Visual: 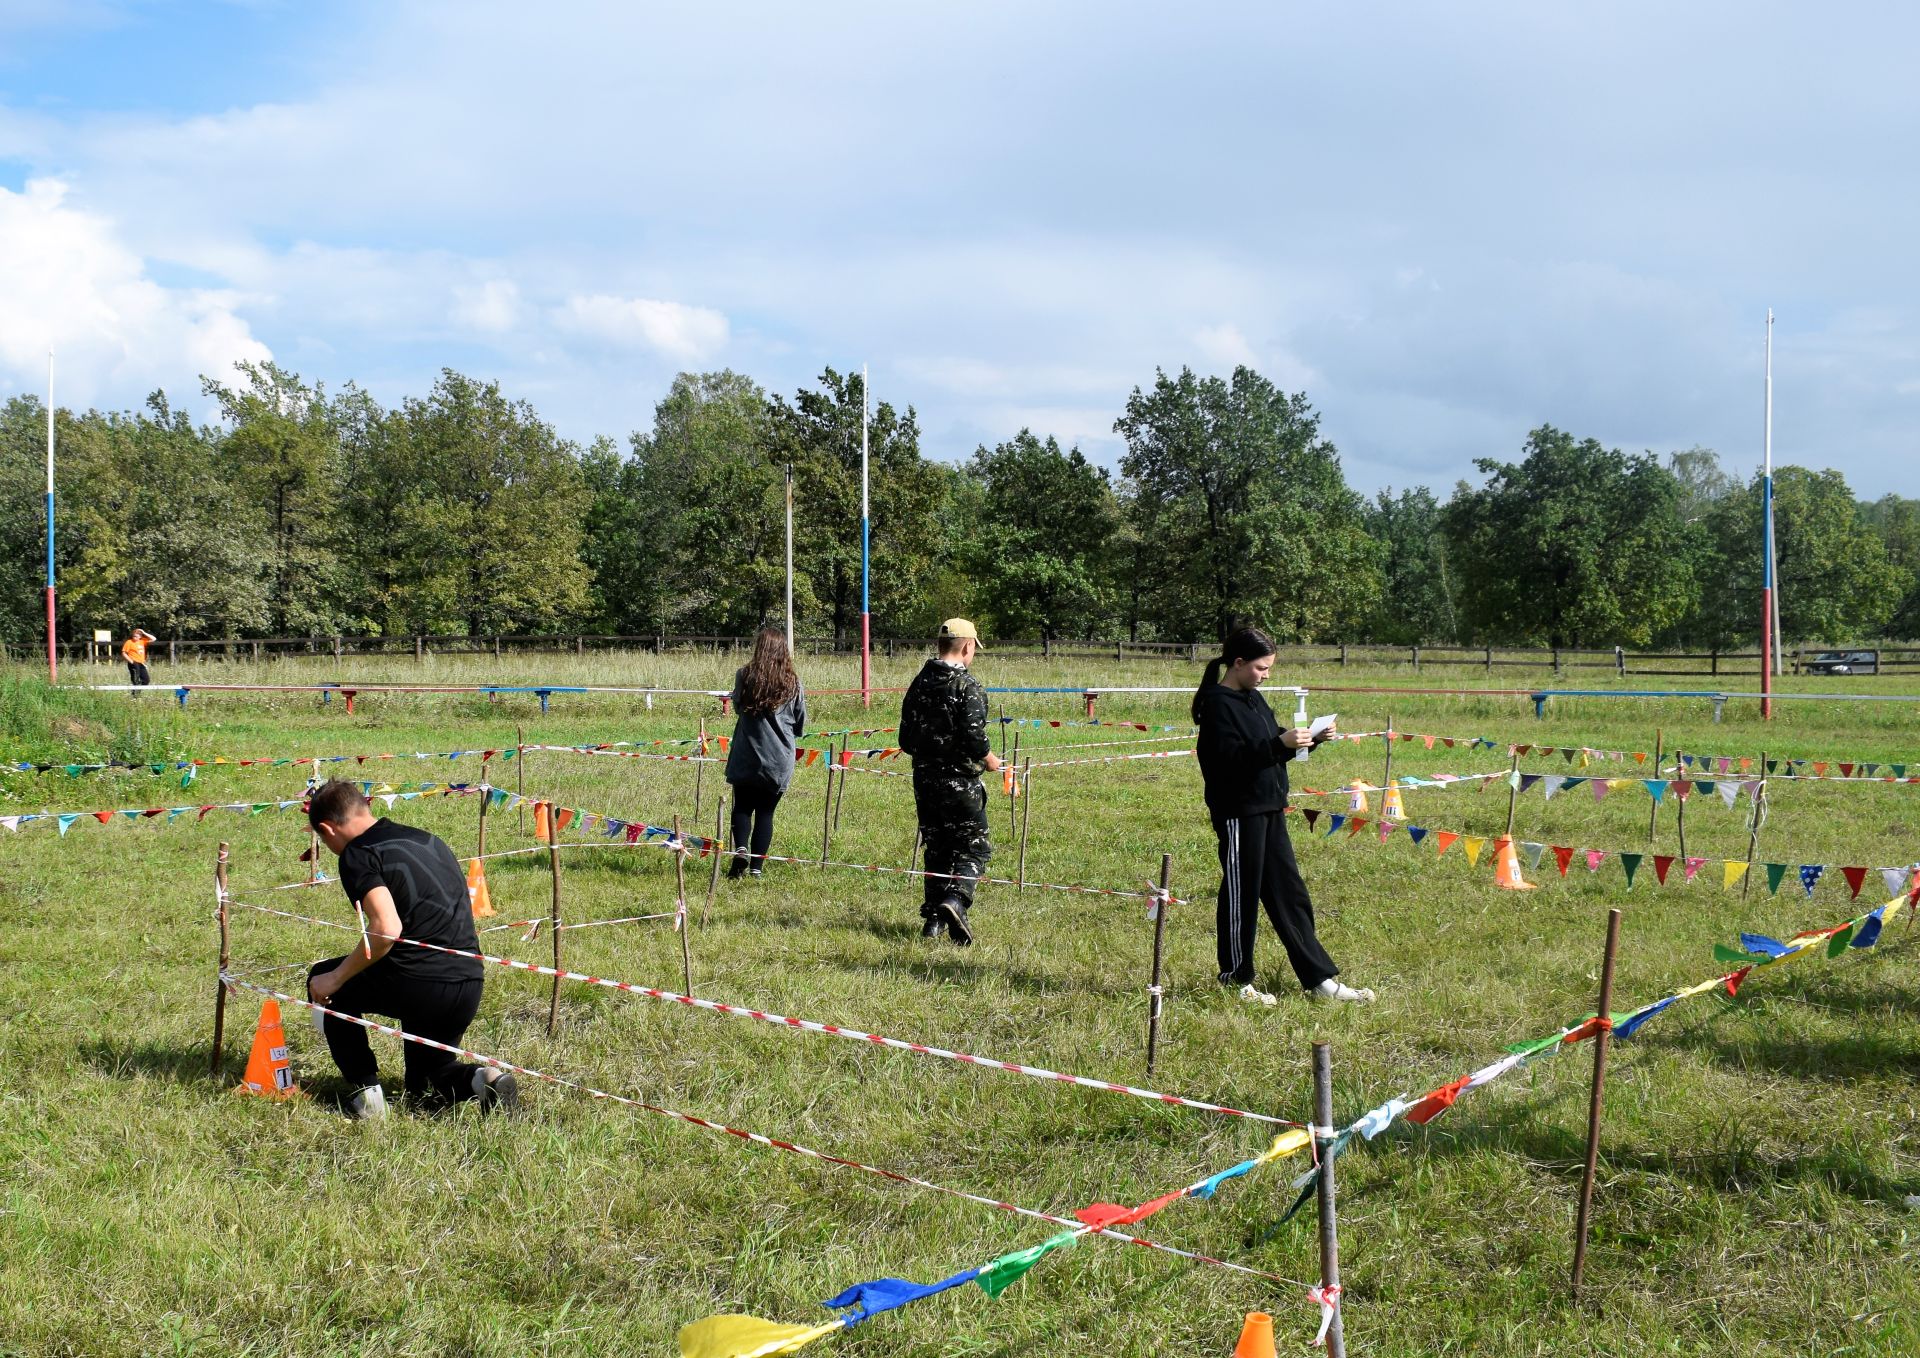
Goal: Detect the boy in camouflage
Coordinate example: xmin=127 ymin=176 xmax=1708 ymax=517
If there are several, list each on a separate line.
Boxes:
xmin=897 ymin=619 xmax=1002 ymax=945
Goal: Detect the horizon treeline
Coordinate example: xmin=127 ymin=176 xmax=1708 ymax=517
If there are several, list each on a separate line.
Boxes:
xmin=1 ymin=361 xmax=1914 ymax=651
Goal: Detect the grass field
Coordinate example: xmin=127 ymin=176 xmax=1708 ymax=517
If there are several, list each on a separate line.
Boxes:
xmin=2 ymin=654 xmax=1917 ymax=1357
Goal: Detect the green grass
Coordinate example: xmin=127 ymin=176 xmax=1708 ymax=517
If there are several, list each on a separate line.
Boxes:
xmin=2 ymin=657 xmax=1918 ymax=1356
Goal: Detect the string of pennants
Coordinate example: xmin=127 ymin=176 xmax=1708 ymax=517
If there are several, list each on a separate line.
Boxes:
xmin=2 ymin=746 xmax=524 ymax=789
xmin=1281 ymin=885 xmax=1920 ymax=1230
xmin=1 ymin=780 xmax=490 ymax=835
xmin=1292 ymin=804 xmax=1920 ymax=901
xmin=1675 ymin=752 xmax=1920 ymax=783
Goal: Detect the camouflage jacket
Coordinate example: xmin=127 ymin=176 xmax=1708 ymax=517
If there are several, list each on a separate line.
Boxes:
xmin=898 ymin=658 xmax=991 ymax=775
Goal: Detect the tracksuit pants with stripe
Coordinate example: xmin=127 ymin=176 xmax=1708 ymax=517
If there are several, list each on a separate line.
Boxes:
xmin=1213 ymin=811 xmax=1338 ymax=991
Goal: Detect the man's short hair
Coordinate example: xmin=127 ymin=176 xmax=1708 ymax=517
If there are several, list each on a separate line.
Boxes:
xmin=936 ymin=635 xmax=971 ymax=657
xmin=308 ymin=778 xmax=371 ymax=829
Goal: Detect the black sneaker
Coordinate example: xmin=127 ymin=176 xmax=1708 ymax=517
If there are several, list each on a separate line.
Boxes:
xmin=727 ymin=858 xmax=749 ymax=881
xmin=932 ymin=896 xmax=972 ymax=947
xmin=920 ymin=917 xmax=946 ymax=939
xmin=473 ymin=1067 xmax=519 ymax=1112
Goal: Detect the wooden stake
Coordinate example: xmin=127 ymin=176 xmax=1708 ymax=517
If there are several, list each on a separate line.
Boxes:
xmin=211 ymin=842 xmax=231 ymax=1078
xmin=1570 ymin=908 xmax=1623 ymax=1303
xmin=1503 ymin=750 xmax=1521 ymax=840
xmin=1144 ymin=854 xmax=1172 ymax=1075
xmin=673 ymin=814 xmax=693 ymax=997
xmin=1382 ymin=713 xmax=1395 ymax=797
xmin=1015 ymin=757 xmax=1034 ymax=891
xmin=307 ymin=755 xmax=321 ymax=882
xmin=516 ymin=722 xmax=527 ymax=834
xmin=1743 ymin=751 xmax=1767 ymax=900
xmin=1646 ymin=728 xmax=1663 ymax=845
xmin=832 ymin=735 xmax=849 ymax=832
xmin=700 ymin=796 xmax=725 ymax=929
xmin=1008 ymin=730 xmax=1021 ymax=842
xmin=906 ymin=826 xmax=922 ymax=875
xmin=546 ymin=823 xmax=563 ymax=1037
xmin=1313 ymin=1039 xmax=1347 ymax=1358
xmin=476 ymin=773 xmax=490 ymax=859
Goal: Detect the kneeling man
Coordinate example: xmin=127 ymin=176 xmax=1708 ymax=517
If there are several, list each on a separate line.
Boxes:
xmin=306 ymin=779 xmax=516 ymax=1119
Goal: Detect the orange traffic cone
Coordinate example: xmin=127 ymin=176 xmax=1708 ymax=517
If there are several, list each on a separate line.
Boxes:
xmin=1493 ymin=836 xmax=1539 ymax=891
xmin=466 ymin=858 xmax=495 ymax=917
xmin=234 ymin=999 xmax=301 ymax=1098
xmin=1233 ymin=1310 xmax=1277 ymax=1358
xmin=1382 ymin=781 xmax=1407 ymax=821
xmin=533 ymin=800 xmax=551 ymax=843
xmin=1346 ymin=780 xmax=1370 ymax=813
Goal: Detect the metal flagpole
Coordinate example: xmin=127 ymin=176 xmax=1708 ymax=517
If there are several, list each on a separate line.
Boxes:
xmin=860 ymin=364 xmax=871 ymax=710
xmin=45 ymin=349 xmax=57 ymax=685
xmin=785 ymin=463 xmax=795 ymax=654
xmin=1760 ymin=311 xmax=1774 ymax=719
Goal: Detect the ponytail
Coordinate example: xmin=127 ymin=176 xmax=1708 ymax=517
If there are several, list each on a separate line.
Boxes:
xmin=1191 ymin=626 xmax=1277 ymax=724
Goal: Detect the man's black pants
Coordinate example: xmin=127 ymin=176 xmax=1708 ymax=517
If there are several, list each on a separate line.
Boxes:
xmin=126 ymin=662 xmax=150 ymax=686
xmin=1212 ymin=811 xmax=1338 ymax=990
xmin=913 ymin=770 xmax=992 ymax=915
xmin=308 ymin=956 xmax=485 ymax=1102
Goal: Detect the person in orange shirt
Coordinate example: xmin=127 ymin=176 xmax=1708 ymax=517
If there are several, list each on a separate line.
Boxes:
xmin=120 ymin=629 xmax=155 ymax=687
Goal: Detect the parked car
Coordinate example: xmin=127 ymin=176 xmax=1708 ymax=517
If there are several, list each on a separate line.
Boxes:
xmin=1805 ymin=649 xmax=1878 ymax=675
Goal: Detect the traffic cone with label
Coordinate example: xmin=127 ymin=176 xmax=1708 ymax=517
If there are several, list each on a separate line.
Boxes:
xmin=533 ymin=800 xmax=551 ymax=843
xmin=1382 ymin=780 xmax=1407 ymax=821
xmin=1345 ymin=780 xmax=1369 ymax=813
xmin=1493 ymin=836 xmax=1539 ymax=890
xmin=466 ymin=858 xmax=495 ymax=917
xmin=1232 ymin=1310 xmax=1277 ymax=1358
xmin=234 ymin=999 xmax=301 ymax=1098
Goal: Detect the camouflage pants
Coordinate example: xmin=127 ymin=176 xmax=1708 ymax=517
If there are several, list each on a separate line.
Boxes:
xmin=914 ymin=771 xmax=992 ymax=913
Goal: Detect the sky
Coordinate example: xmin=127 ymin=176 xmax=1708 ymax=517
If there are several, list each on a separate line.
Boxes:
xmin=0 ymin=1 xmax=1915 ymax=499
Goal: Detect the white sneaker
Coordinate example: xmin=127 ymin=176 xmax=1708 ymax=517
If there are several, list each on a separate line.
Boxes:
xmin=1312 ymin=979 xmax=1377 ymax=1003
xmin=345 ymin=1084 xmax=388 ymax=1120
xmin=1235 ymin=983 xmax=1278 ymax=1007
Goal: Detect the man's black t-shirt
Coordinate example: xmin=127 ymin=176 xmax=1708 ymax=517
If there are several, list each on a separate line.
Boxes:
xmin=338 ymin=819 xmax=483 ymax=984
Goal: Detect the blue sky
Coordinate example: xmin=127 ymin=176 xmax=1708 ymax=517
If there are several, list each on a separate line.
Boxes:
xmin=1 ymin=1 xmax=1915 ymax=499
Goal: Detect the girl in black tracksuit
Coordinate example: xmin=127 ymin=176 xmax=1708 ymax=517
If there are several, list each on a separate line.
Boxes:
xmin=1194 ymin=627 xmax=1374 ymax=1003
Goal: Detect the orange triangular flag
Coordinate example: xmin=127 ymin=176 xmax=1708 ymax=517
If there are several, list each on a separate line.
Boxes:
xmin=1433 ymin=831 xmax=1459 ymax=857
xmin=466 ymin=858 xmax=495 ymax=917
xmin=234 ymin=999 xmax=301 ymax=1099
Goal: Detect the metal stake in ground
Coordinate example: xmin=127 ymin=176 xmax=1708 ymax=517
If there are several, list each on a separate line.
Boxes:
xmin=673 ymin=814 xmax=693 ymax=996
xmin=546 ymin=820 xmax=563 ymax=1037
xmin=695 ymin=715 xmax=707 ymax=820
xmin=1742 ymin=751 xmax=1768 ymax=900
xmin=1674 ymin=747 xmax=1689 ymax=863
xmin=476 ymin=772 xmax=490 ymax=859
xmin=1015 ymin=756 xmax=1034 ymax=892
xmin=1646 ymin=727 xmax=1663 ymax=845
xmin=1503 ymin=749 xmax=1521 ymax=840
xmin=1382 ymin=713 xmax=1395 ymax=800
xmin=1313 ymin=1039 xmax=1347 ymax=1358
xmin=819 ymin=743 xmax=836 ymax=864
xmin=1570 ymin=907 xmax=1624 ymax=1303
xmin=516 ymin=722 xmax=527 ymax=834
xmin=210 ymin=841 xmax=231 ymax=1078
xmin=1144 ymin=853 xmax=1172 ymax=1075
xmin=1008 ymin=730 xmax=1021 ymax=842
xmin=905 ymin=826 xmax=922 ymax=875
xmin=700 ymin=797 xmax=725 ymax=929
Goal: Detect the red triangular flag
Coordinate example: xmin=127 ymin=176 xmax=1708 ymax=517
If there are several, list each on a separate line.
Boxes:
xmin=1841 ymin=866 xmax=1868 ymax=899
xmin=1653 ymin=854 xmax=1675 ymax=884
xmin=1552 ymin=845 xmax=1574 ymax=876
xmin=1725 ymin=966 xmax=1753 ymax=997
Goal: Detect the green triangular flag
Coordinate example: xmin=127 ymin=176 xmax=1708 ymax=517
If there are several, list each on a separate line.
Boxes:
xmin=1713 ymin=943 xmax=1768 ymax=965
xmin=1620 ymin=852 xmax=1642 ymax=888
xmin=1764 ymin=862 xmax=1788 ymax=895
xmin=976 ymin=1228 xmax=1080 ymax=1299
xmin=1826 ymin=925 xmax=1854 ymax=957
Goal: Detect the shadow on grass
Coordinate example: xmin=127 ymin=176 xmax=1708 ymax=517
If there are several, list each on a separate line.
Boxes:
xmin=78 ymin=1036 xmax=357 ymax=1116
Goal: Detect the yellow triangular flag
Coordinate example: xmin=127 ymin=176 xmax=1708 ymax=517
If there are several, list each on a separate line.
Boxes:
xmin=1463 ymin=836 xmax=1486 ymax=867
xmin=1722 ymin=860 xmax=1750 ymax=890
xmin=678 ymin=1315 xmax=843 ymax=1358
xmin=1259 ymin=1127 xmax=1312 ymax=1162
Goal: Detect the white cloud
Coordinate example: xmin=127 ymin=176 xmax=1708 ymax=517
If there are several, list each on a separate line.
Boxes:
xmin=1192 ymin=323 xmax=1259 ymax=372
xmin=0 ymin=178 xmax=270 ymax=404
xmin=554 ymin=294 xmax=729 ymax=361
xmin=452 ymin=278 xmax=522 ymax=334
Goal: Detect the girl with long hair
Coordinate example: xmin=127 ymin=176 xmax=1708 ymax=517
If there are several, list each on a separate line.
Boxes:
xmin=1193 ymin=627 xmax=1375 ymax=1006
xmin=724 ymin=628 xmax=808 ymax=878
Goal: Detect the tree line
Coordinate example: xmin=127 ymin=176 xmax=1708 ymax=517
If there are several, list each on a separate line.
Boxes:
xmin=0 ymin=361 xmax=1913 ymax=651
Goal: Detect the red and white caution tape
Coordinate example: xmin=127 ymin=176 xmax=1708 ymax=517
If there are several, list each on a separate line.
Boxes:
xmin=217 ymin=972 xmax=1307 ymax=1287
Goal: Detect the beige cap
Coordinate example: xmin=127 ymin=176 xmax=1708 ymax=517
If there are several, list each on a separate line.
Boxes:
xmin=936 ymin=618 xmax=983 ymax=650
